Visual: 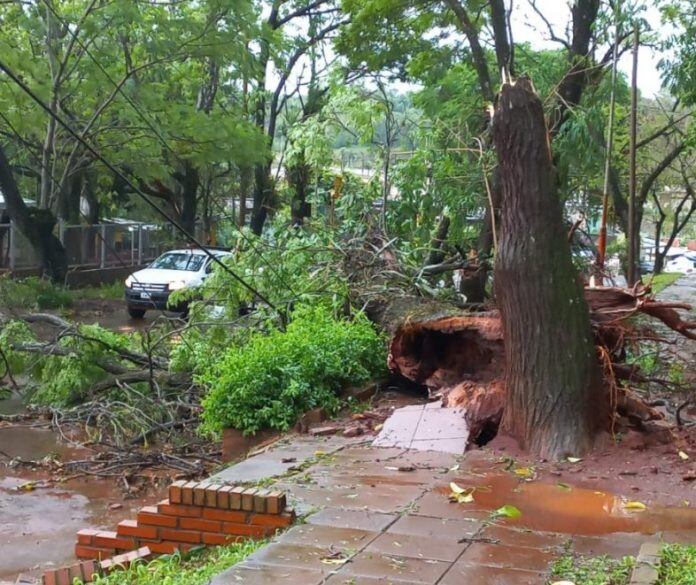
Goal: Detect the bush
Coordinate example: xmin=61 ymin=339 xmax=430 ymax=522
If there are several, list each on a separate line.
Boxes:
xmin=199 ymin=305 xmax=387 ymax=435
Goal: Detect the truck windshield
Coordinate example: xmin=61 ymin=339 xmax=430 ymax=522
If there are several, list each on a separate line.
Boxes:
xmin=150 ymin=253 xmax=205 ymax=272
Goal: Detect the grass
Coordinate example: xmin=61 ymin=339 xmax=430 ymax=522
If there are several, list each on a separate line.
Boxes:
xmin=550 ymin=553 xmax=634 ymax=585
xmin=73 ymin=281 xmax=124 ymax=301
xmin=658 ymin=543 xmax=696 ymax=585
xmin=649 ymin=272 xmax=683 ymax=294
xmin=89 ymin=539 xmax=264 ymax=585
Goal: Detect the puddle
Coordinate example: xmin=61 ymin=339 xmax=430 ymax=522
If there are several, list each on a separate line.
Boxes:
xmin=0 ymin=397 xmax=24 ymax=416
xmin=0 ymin=424 xmax=155 ymax=580
xmin=444 ymin=472 xmax=696 ymax=535
xmin=0 ymin=426 xmax=78 ymax=461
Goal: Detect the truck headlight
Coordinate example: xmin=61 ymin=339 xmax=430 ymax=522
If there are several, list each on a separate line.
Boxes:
xmin=125 ymin=275 xmax=134 ymax=288
xmin=168 ymin=280 xmax=186 ymax=291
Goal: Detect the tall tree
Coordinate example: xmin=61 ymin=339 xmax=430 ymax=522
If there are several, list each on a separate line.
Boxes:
xmin=492 ymin=77 xmax=605 ymax=458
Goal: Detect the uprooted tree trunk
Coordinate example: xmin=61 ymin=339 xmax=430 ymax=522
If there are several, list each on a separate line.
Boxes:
xmin=490 ymin=77 xmax=607 ymax=459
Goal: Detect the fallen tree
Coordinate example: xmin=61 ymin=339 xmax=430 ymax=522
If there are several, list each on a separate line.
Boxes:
xmin=387 ymin=283 xmax=696 ymax=450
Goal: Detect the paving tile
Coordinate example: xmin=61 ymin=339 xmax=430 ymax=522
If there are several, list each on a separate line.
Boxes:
xmin=278 ymin=524 xmax=378 ymax=550
xmin=572 ymin=533 xmax=650 ymax=558
xmin=409 ymin=438 xmax=467 ymax=454
xmin=336 ymin=551 xmax=451 ymax=584
xmin=364 ymin=532 xmax=467 ymax=562
xmin=660 ymin=530 xmax=696 ymax=544
xmin=458 ymin=542 xmax=556 ymax=572
xmin=412 ymin=491 xmax=491 ymax=521
xmin=211 ymin=436 xmax=348 ymax=484
xmin=372 ymin=408 xmax=424 ymax=449
xmin=305 ymin=508 xmax=397 ymax=532
xmin=439 ymin=562 xmax=543 ymax=585
xmin=243 ymin=543 xmax=352 ymax=574
xmin=387 ymin=514 xmax=482 ymax=539
xmin=480 ymin=525 xmax=567 ymax=550
xmin=324 ymin=575 xmax=422 ymax=585
xmin=280 ymin=483 xmax=422 ymax=513
xmin=210 ymin=562 xmax=324 ymax=585
xmin=412 ymin=408 xmax=468 ymax=441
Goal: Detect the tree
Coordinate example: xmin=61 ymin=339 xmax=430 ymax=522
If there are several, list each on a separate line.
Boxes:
xmin=248 ymin=0 xmax=347 ymax=235
xmin=492 ymin=78 xmax=605 ymax=458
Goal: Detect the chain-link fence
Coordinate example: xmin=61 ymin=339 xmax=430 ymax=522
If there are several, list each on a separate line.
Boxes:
xmin=0 ymin=221 xmax=171 ymax=271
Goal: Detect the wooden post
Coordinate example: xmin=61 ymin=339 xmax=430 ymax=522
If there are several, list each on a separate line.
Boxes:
xmin=9 ymin=219 xmax=16 ymax=270
xmin=596 ymin=4 xmax=621 ymax=280
xmin=628 ymin=23 xmax=640 ymax=285
xmin=100 ymin=224 xmax=106 ymax=268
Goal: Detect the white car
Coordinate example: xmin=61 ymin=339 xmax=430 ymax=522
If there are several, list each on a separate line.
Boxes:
xmin=124 ymin=248 xmax=231 ymax=318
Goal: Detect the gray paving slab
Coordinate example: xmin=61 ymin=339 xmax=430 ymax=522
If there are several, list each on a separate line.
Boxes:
xmin=210 ymin=434 xmax=354 ymax=484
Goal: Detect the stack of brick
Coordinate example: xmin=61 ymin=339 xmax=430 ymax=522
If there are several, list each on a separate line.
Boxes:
xmin=42 ymin=547 xmax=152 ymax=585
xmin=75 ymin=481 xmax=293 ymax=562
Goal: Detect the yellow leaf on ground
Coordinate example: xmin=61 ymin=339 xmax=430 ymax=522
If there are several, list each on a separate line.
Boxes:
xmin=450 ymin=482 xmax=465 ymax=494
xmin=623 ymin=501 xmax=647 ymax=511
xmin=679 ymin=451 xmax=689 ymax=461
xmin=513 ymin=467 xmax=534 ymax=478
xmin=566 ymin=457 xmax=582 ymax=464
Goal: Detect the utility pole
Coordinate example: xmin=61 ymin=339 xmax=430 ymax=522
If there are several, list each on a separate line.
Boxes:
xmin=596 ymin=4 xmax=621 ymax=283
xmin=627 ymin=22 xmax=640 ymax=285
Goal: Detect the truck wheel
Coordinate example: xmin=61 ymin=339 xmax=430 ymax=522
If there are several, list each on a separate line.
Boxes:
xmin=128 ymin=307 xmax=146 ymax=319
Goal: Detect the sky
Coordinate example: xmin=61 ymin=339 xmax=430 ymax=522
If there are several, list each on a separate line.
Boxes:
xmin=513 ymin=0 xmax=670 ymax=98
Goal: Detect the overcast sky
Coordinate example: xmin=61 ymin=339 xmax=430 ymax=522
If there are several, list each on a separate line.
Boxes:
xmin=514 ymin=0 xmax=670 ymax=97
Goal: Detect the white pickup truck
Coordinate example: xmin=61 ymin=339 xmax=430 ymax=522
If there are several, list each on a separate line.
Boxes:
xmin=124 ymin=248 xmax=231 ymax=318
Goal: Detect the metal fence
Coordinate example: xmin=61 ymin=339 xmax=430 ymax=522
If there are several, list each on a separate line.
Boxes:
xmin=0 ymin=221 xmax=170 ymax=271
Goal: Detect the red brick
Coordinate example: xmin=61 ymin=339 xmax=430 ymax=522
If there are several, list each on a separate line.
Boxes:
xmin=202 ymin=508 xmax=248 ymax=523
xmin=193 ymin=482 xmax=211 ymax=506
xmin=138 ymin=541 xmax=180 ymax=555
xmin=159 ymin=528 xmax=201 ymax=544
xmin=181 ymin=481 xmax=198 ymax=505
xmin=205 ymin=485 xmax=220 ymax=507
xmin=75 ymin=545 xmax=111 ymax=560
xmin=253 ymin=489 xmax=269 ymax=513
xmin=266 ymin=492 xmax=287 ymax=515
xmin=158 ymin=502 xmax=202 ymax=518
xmin=241 ymin=488 xmax=257 ymax=511
xmin=169 ymin=480 xmax=187 ymax=504
xmin=138 ymin=507 xmax=178 ymax=527
xmin=42 ymin=569 xmax=57 ymax=585
xmin=117 ymin=519 xmax=158 ymax=540
xmin=217 ymin=485 xmax=233 ymax=509
xmin=222 ymin=522 xmax=266 ymax=538
xmin=93 ymin=531 xmax=135 ymax=551
xmin=77 ymin=528 xmax=99 ymax=545
xmin=179 ymin=517 xmax=222 ymax=532
xmin=249 ymin=512 xmax=295 ymax=528
xmin=80 ymin=560 xmax=98 ymax=581
xmin=202 ymin=532 xmax=241 ymax=546
xmin=229 ymin=486 xmax=245 ymax=510
xmin=55 ymin=567 xmax=71 ymax=585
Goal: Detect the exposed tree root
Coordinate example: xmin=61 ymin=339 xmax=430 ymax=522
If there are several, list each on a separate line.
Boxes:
xmin=387 ymin=285 xmax=695 ymax=448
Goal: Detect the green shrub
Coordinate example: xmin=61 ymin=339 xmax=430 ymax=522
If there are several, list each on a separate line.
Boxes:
xmin=0 ymin=276 xmax=73 ymax=310
xmin=199 ymin=304 xmax=387 ymax=435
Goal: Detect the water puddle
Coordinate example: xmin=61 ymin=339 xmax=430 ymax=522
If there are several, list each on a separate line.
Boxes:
xmin=444 ymin=472 xmax=696 ymax=535
xmin=0 ymin=420 xmax=155 ymax=579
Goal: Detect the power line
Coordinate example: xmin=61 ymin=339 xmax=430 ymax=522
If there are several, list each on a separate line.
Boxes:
xmin=0 ymin=58 xmax=277 ymax=311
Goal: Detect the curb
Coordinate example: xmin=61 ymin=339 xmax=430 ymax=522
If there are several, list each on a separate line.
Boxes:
xmin=628 ymin=542 xmax=660 ymax=585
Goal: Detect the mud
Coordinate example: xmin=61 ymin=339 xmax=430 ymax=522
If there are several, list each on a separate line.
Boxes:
xmin=0 ymin=415 xmax=156 ymax=580
xmin=443 ymin=471 xmax=696 ymax=535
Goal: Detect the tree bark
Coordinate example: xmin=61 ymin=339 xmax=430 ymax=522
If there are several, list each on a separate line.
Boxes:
xmin=0 ymin=143 xmax=67 ymax=282
xmin=491 ymin=77 xmax=605 ymax=458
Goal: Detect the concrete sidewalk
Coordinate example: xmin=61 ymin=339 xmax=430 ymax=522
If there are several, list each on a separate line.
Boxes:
xmin=210 ymin=438 xmax=690 ymax=584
